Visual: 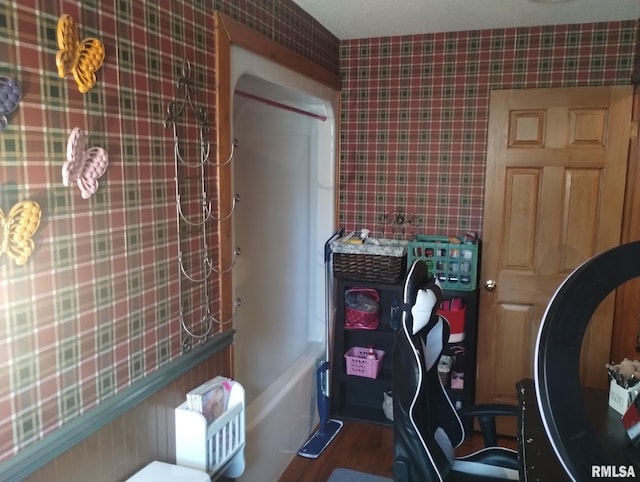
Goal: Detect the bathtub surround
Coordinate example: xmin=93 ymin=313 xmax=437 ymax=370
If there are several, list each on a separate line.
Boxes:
xmin=241 ymin=354 xmax=320 ymax=481
xmin=231 ymin=62 xmax=338 ymax=401
xmin=221 ymin=15 xmax=340 ymax=479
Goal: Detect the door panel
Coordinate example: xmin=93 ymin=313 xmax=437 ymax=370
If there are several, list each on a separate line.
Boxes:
xmin=562 ymin=169 xmax=600 ymax=267
xmin=476 ymin=86 xmax=633 ymax=433
xmin=492 ymin=303 xmax=538 ymax=404
xmin=504 ymin=169 xmax=539 ymax=269
xmin=612 ymin=86 xmax=640 ymax=362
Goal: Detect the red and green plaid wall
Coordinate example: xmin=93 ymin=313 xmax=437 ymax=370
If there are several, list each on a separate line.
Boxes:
xmin=0 ymin=0 xmax=338 ymax=462
xmin=339 ymin=21 xmax=639 ymax=239
xmin=0 ymin=0 xmax=637 ymax=464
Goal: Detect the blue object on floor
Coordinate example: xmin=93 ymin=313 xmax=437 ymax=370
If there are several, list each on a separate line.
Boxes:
xmin=297 ymin=416 xmax=343 ymax=459
xmin=298 ymin=230 xmax=344 ymax=459
xmin=297 ymin=361 xmax=343 ymax=458
xmin=327 ymin=468 xmax=393 ymax=482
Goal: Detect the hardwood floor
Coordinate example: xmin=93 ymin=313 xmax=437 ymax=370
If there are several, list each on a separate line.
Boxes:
xmin=278 ymin=419 xmax=518 ymax=482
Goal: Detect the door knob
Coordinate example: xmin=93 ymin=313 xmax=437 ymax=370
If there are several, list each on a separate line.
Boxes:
xmin=484 ymin=279 xmax=497 ymax=291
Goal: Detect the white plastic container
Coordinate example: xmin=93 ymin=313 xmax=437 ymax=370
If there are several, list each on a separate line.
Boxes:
xmin=609 ymin=379 xmax=640 ymax=415
xmin=126 ymin=461 xmax=209 ymax=481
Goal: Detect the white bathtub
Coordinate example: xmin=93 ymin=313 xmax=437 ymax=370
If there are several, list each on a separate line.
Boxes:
xmin=237 ymin=348 xmax=323 ymax=482
xmin=229 ymin=45 xmax=337 ymax=482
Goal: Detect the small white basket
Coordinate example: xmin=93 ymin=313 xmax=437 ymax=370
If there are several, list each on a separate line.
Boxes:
xmin=608 ymin=380 xmax=640 ymax=415
xmin=176 ymin=381 xmax=246 ymax=480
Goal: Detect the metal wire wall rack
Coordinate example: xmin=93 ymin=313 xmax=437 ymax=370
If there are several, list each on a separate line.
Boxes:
xmin=165 ymin=58 xmax=240 ymax=352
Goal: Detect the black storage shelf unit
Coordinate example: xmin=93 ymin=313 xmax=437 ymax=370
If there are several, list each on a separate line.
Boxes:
xmin=440 ymin=286 xmax=479 ymax=424
xmin=330 ymin=276 xmax=479 ymax=429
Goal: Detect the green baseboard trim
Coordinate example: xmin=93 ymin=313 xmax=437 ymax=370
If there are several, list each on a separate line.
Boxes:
xmin=0 ymin=330 xmax=234 ymax=482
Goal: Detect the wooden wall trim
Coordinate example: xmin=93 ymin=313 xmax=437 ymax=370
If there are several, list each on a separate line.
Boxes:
xmin=0 ymin=330 xmax=235 ymax=482
xmin=631 ymin=19 xmax=640 ymax=84
xmin=214 ymin=12 xmax=342 ymax=91
xmin=214 ymin=11 xmax=234 ymax=346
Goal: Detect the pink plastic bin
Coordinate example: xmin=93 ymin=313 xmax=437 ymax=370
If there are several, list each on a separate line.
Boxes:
xmin=344 ymin=347 xmax=385 ymax=379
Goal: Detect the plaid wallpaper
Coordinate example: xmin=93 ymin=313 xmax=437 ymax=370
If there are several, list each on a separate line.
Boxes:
xmin=339 ymin=20 xmax=639 ymax=239
xmin=1 ymin=0 xmax=638 ymax=465
xmin=0 ymin=0 xmax=338 ymax=462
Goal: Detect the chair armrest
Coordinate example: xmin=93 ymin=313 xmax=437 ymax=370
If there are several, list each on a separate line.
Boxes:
xmin=457 ymin=403 xmax=519 ymax=447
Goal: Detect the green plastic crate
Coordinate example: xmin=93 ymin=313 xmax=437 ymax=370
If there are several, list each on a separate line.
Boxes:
xmin=407 ymin=235 xmax=478 ymax=291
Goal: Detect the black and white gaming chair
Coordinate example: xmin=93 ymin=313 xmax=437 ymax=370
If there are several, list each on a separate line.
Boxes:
xmin=392 ymin=259 xmax=520 ymax=481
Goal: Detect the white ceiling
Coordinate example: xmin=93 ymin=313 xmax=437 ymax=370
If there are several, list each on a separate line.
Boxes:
xmin=291 ymin=0 xmax=640 ymax=40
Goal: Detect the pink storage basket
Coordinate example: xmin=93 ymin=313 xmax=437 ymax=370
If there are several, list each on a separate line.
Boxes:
xmin=344 ymin=347 xmax=385 ymax=379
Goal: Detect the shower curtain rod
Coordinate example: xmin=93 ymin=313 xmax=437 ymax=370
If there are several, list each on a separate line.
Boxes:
xmin=235 ymin=89 xmax=327 ymax=121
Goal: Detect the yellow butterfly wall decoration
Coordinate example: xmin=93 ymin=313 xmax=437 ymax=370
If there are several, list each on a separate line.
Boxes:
xmin=0 ymin=200 xmax=41 ymax=266
xmin=56 ymin=14 xmax=105 ymax=94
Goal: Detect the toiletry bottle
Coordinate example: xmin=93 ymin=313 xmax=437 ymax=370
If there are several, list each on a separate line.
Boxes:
xmin=390 ymin=297 xmax=401 ymax=331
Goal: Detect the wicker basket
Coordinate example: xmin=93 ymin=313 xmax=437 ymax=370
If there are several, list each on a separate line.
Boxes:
xmin=331 ymin=238 xmax=408 ymax=282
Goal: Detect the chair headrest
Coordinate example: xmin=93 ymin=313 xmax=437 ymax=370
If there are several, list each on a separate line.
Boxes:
xmin=403 ymin=259 xmax=443 ymax=334
xmin=411 ymin=288 xmax=438 ymax=334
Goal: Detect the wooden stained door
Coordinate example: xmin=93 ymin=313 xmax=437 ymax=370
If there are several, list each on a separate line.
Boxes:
xmin=475 ymin=86 xmax=633 ymax=419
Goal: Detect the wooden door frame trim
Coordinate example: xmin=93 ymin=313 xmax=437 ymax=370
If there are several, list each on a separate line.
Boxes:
xmin=612 ymin=84 xmax=640 ymax=360
xmin=214 ymin=12 xmax=341 ymax=91
xmin=213 ymin=12 xmax=341 ymax=371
